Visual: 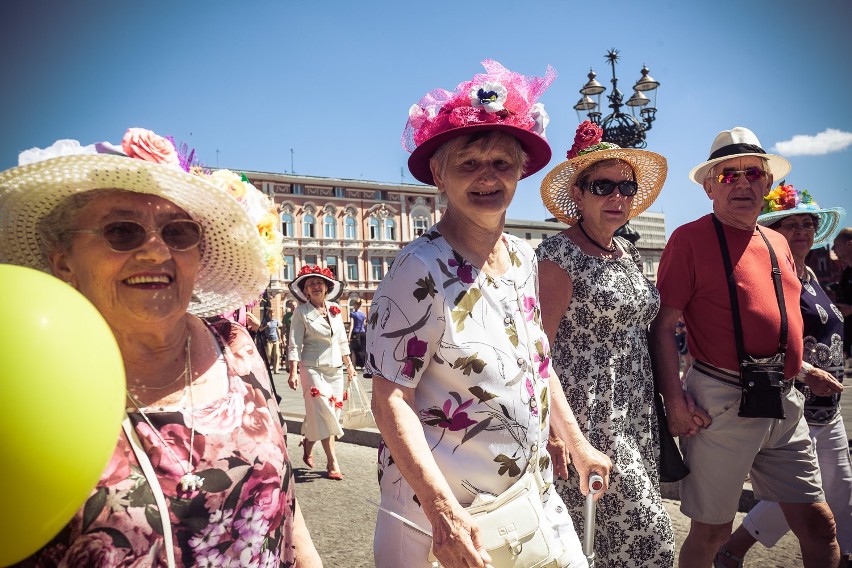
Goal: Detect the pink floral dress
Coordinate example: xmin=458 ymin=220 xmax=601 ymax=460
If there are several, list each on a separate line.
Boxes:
xmin=17 ymin=319 xmax=296 ymax=568
xmin=366 ymin=228 xmax=582 ymax=562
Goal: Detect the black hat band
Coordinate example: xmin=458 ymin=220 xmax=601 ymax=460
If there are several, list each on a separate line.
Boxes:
xmin=708 ymin=143 xmax=766 ymax=161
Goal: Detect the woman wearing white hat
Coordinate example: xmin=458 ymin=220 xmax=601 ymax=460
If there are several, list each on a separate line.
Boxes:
xmin=537 ymin=120 xmax=674 ymax=566
xmin=286 ymin=264 xmax=355 ymax=480
xmin=716 ymin=184 xmax=850 ymax=567
xmin=0 ymin=128 xmax=320 ymax=566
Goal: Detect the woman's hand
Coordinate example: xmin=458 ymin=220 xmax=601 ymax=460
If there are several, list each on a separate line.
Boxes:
xmin=801 ymin=366 xmax=844 ymax=397
xmin=546 ymin=431 xmax=570 ymax=480
xmin=288 ymin=369 xmax=299 ymax=390
xmin=427 ymin=500 xmax=492 ymax=568
xmin=346 ymin=364 xmax=357 ymax=381
xmin=567 ymin=440 xmax=612 ymax=502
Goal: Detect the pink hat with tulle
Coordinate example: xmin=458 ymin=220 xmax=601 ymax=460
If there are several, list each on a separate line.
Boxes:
xmin=402 ymin=59 xmax=556 ymax=185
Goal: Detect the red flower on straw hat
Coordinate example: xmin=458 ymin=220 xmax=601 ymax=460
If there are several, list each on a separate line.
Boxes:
xmin=567 ymin=121 xmax=603 ymax=159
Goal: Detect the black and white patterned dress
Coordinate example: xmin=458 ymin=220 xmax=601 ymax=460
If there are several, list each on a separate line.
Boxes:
xmin=537 ymin=232 xmax=675 ymax=568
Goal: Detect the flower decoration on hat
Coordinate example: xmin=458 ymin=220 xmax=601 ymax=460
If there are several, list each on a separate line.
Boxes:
xmin=296 ymin=265 xmax=335 ymax=280
xmin=202 ymin=169 xmax=284 ymax=275
xmin=762 ymin=181 xmax=815 ymax=214
xmin=566 ymin=120 xmax=619 ymax=159
xmin=404 ymin=60 xmax=555 ymax=153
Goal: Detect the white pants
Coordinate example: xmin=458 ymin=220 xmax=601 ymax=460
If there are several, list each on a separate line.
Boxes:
xmin=743 ymin=416 xmax=852 ymax=554
xmin=373 ymin=477 xmax=589 ymax=567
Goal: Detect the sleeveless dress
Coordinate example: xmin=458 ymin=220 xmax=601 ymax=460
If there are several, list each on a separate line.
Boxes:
xmin=17 ymin=319 xmax=297 ymax=567
xmin=537 ymin=232 xmax=675 ymax=568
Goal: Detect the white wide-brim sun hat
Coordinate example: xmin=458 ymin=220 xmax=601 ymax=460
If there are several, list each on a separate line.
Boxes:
xmin=0 ymin=153 xmax=269 ymax=317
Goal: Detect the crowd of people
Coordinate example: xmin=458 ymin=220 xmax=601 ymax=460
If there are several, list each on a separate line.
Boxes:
xmin=1 ymin=59 xmax=850 ymax=568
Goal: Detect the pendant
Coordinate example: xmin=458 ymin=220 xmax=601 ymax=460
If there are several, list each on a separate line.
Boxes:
xmin=179 ymin=472 xmax=205 ymax=492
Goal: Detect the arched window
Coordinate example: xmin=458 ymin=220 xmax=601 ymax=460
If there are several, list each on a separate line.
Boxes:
xmin=323 ymin=215 xmax=336 ymax=239
xmin=385 ymin=219 xmax=396 ymax=241
xmin=369 ymin=218 xmax=380 ymax=240
xmin=280 ymin=213 xmax=293 ymax=237
xmin=303 ymin=214 xmax=315 ymax=238
xmin=344 ymin=216 xmax=357 ymax=240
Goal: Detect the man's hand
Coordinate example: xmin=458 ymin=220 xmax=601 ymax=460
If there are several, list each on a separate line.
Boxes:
xmin=665 ymin=390 xmax=711 ymax=437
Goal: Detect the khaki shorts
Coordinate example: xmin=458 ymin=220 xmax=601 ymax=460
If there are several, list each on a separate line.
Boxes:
xmin=679 ymin=365 xmax=824 ymax=524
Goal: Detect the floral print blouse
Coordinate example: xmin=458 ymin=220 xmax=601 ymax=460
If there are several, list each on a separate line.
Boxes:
xmin=18 ymin=319 xmax=296 ymax=568
xmin=366 ymin=228 xmax=555 ymax=505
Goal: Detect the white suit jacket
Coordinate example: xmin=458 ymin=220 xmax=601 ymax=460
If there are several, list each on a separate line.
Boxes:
xmin=287 ymin=301 xmax=350 ymax=367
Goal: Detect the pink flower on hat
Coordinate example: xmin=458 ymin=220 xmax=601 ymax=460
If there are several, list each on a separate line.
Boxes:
xmin=567 ymin=121 xmax=603 ymax=159
xmin=121 ymin=127 xmax=180 ymax=166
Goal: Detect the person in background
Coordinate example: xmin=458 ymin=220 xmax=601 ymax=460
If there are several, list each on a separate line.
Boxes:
xmin=0 ymin=127 xmax=319 ymax=566
xmin=287 ymin=265 xmax=356 ymax=480
xmin=833 ymin=227 xmax=852 ymax=359
xmin=348 ymin=296 xmax=367 ymax=369
xmin=649 ymin=126 xmax=839 ymax=567
xmin=282 ymin=299 xmax=296 ymax=369
xmin=537 ymin=120 xmax=674 ymax=566
xmin=675 ymin=319 xmax=692 ymax=379
xmin=367 ymin=60 xmax=610 ymax=568
xmin=717 ymin=184 xmax=849 ymax=567
xmin=259 ymin=311 xmax=282 ymax=374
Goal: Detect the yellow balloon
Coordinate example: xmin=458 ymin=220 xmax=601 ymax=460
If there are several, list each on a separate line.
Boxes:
xmin=0 ymin=265 xmax=126 ymax=566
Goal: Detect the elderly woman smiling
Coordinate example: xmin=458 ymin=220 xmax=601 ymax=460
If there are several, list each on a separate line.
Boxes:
xmin=366 ymin=61 xmax=611 ymax=568
xmin=0 ymin=129 xmax=320 ymax=567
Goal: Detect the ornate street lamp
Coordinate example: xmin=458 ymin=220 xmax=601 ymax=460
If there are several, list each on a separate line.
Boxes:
xmin=573 ymin=49 xmax=660 ymax=149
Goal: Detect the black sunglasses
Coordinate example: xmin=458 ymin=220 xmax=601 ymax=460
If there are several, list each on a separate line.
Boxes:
xmin=70 ymin=219 xmax=203 ymax=252
xmin=585 ymin=179 xmax=639 ymax=197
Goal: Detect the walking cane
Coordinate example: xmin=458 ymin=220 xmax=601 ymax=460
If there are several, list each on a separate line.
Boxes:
xmin=583 ymin=473 xmax=605 ymax=568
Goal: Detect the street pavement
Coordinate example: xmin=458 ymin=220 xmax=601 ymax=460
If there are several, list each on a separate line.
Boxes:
xmin=274 ymin=371 xmax=852 ymax=567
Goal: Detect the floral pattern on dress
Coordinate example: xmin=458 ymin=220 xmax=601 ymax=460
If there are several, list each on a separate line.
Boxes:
xmin=537 ymin=232 xmax=675 ymax=568
xmin=366 ymin=228 xmax=556 ymax=504
xmin=19 ymin=320 xmax=296 ymax=568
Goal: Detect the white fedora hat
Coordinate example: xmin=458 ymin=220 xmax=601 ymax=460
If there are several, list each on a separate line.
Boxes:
xmin=688 ymin=126 xmax=791 ymax=185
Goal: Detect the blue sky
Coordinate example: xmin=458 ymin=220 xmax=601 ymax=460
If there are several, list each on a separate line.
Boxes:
xmin=2 ymin=0 xmax=851 ymax=237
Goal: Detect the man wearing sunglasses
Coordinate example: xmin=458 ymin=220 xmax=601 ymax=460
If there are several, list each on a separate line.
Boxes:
xmin=650 ymin=127 xmax=840 ymax=567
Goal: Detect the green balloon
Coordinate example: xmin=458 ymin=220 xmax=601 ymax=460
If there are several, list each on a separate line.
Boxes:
xmin=0 ymin=265 xmax=126 ymax=566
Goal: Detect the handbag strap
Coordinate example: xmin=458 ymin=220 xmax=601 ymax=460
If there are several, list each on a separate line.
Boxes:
xmin=348 ymin=375 xmax=370 ymax=407
xmin=122 ymin=415 xmax=177 ymax=568
xmin=510 ymin=261 xmax=542 ymax=474
xmin=711 ymin=215 xmax=788 ymax=359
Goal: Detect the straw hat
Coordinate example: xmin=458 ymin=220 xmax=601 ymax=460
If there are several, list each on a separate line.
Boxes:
xmin=288 ymin=265 xmax=344 ymax=303
xmin=0 ymin=129 xmax=282 ymax=317
xmin=757 ymin=182 xmax=845 ymax=249
xmin=688 ymin=126 xmax=790 ymax=185
xmin=403 ymin=59 xmax=556 ymax=185
xmin=540 ymin=121 xmax=667 ymax=225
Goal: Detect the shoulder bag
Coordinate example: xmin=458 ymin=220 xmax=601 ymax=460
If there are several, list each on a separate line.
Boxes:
xmin=341 ymin=375 xmax=377 ymax=430
xmin=712 ymin=215 xmax=788 ymax=419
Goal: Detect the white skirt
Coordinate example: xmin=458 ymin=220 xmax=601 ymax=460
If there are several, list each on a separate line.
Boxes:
xmin=300 ymin=364 xmax=345 ymax=441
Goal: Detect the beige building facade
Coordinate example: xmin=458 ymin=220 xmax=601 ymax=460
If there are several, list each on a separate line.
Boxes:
xmin=242 ymin=170 xmax=667 ymax=316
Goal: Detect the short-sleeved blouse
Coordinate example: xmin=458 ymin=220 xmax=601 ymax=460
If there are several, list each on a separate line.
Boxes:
xmin=798 ymin=269 xmax=845 ymax=424
xmin=366 ymin=228 xmax=555 ymax=504
xmin=18 ymin=319 xmax=296 ymax=568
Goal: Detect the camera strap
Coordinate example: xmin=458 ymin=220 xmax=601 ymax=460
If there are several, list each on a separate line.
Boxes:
xmin=711 ymin=215 xmax=788 ymax=360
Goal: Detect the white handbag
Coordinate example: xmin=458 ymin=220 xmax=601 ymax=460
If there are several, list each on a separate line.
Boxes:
xmin=451 ymin=447 xmax=565 ymax=568
xmin=341 ymin=375 xmax=377 ymax=430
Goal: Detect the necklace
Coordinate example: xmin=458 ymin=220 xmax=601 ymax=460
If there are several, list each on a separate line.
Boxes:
xmin=129 ymin=367 xmax=188 ymax=391
xmin=578 ymin=221 xmax=617 ymax=253
xmin=127 ymin=335 xmax=204 ymax=492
